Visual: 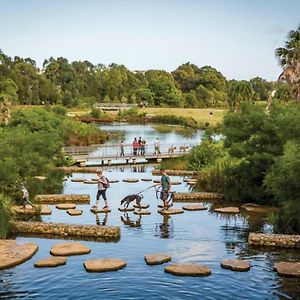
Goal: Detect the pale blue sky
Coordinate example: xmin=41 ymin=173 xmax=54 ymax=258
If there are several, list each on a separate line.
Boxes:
xmin=0 ymin=0 xmax=299 ymax=80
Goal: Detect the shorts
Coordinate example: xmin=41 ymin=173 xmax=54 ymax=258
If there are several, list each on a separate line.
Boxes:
xmin=160 ymin=190 xmax=169 ymax=201
xmin=97 ymin=189 xmax=107 ymax=201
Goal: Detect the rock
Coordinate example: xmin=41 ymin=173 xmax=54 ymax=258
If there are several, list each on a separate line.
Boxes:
xmin=182 ymin=205 xmax=207 ymax=211
xmin=67 ymin=209 xmax=83 ymax=216
xmin=141 ymin=178 xmax=152 ymax=181
xmin=133 ymin=204 xmax=149 ymax=209
xmin=221 ymin=259 xmax=251 ymax=272
xmin=242 ymin=203 xmax=278 ymax=213
xmin=165 ymin=264 xmax=211 ymax=277
xmin=134 ymin=209 xmax=151 ymax=215
xmin=83 ymin=180 xmax=97 ymax=184
xmin=171 ymin=181 xmax=182 ymax=185
xmin=56 ymin=203 xmax=76 ymax=210
xmin=91 ymin=208 xmax=111 ymax=213
xmin=83 ymin=258 xmax=126 ymax=272
xmin=0 ymin=240 xmax=38 ymax=270
xmin=158 ymin=208 xmax=184 ymax=215
xmin=274 ymin=262 xmax=300 ymax=277
xmin=34 ymin=256 xmax=67 ymax=268
xmin=12 ymin=205 xmax=36 ymax=215
xmin=118 ymin=207 xmax=135 ymax=212
xmin=41 ymin=205 xmax=52 ymax=215
xmin=153 ymin=180 xmax=161 ymax=183
xmin=144 ymin=254 xmax=171 ymax=265
xmin=50 ymin=242 xmax=91 ymax=256
xmin=123 ymin=179 xmax=139 ymax=183
xmin=214 ymin=207 xmax=239 ymax=214
xmin=108 ymin=179 xmax=119 ymax=183
xmin=71 ymin=178 xmax=85 ymax=182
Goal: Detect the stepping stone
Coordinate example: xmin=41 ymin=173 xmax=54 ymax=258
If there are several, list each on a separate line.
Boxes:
xmin=34 ymin=176 xmax=47 ymax=181
xmin=241 ymin=203 xmax=278 ymax=213
xmin=182 ymin=205 xmax=207 ymax=211
xmin=123 ymin=179 xmax=139 ymax=183
xmin=109 ymin=179 xmax=119 ymax=183
xmin=158 ymin=204 xmax=164 ymax=208
xmin=274 ymin=262 xmax=300 ymax=277
xmin=12 ymin=205 xmax=36 ymax=215
xmin=134 ymin=209 xmax=151 ymax=215
xmin=133 ymin=204 xmax=149 ymax=209
xmin=83 ymin=258 xmax=126 ymax=272
xmin=71 ymin=178 xmax=85 ymax=182
xmin=158 ymin=208 xmax=184 ymax=215
xmin=153 ymin=180 xmax=161 ymax=183
xmin=187 ymin=181 xmax=197 ymax=185
xmin=92 ymin=178 xmax=98 ymax=181
xmin=171 ymin=181 xmax=182 ymax=185
xmin=118 ymin=207 xmax=135 ymax=212
xmin=165 ymin=264 xmax=211 ymax=277
xmin=0 ymin=240 xmax=38 ymax=270
xmin=83 ymin=180 xmax=97 ymax=184
xmin=41 ymin=205 xmax=52 ymax=215
xmin=221 ymin=259 xmax=251 ymax=272
xmin=141 ymin=178 xmax=152 ymax=182
xmin=91 ymin=208 xmax=111 ymax=213
xmin=50 ymin=242 xmax=91 ymax=256
xmin=144 ymin=254 xmax=171 ymax=265
xmin=34 ymin=256 xmax=67 ymax=268
xmin=56 ymin=203 xmax=76 ymax=210
xmin=67 ymin=209 xmax=83 ymax=216
xmin=214 ymin=207 xmax=239 ymax=214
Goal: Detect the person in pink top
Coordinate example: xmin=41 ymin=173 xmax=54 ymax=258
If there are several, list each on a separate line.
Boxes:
xmin=133 ymin=138 xmax=139 ymax=155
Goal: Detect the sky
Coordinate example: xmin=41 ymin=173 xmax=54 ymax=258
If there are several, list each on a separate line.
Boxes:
xmin=0 ymin=0 xmax=299 ymax=80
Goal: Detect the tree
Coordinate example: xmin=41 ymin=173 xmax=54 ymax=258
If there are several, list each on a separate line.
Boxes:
xmin=276 ymin=25 xmax=300 ymax=101
xmin=250 ymin=77 xmax=272 ymax=101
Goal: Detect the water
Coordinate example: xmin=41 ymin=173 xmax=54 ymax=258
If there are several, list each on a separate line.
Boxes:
xmin=1 ymin=125 xmax=300 ymax=300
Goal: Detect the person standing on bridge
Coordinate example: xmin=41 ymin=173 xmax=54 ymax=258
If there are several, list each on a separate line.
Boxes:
xmin=154 ymin=137 xmax=160 ymax=154
xmin=133 ymin=138 xmax=139 ymax=156
xmin=120 ymin=140 xmax=125 ymax=156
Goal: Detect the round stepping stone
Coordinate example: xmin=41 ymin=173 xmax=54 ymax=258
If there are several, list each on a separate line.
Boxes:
xmin=274 ymin=262 xmax=300 ymax=277
xmin=242 ymin=203 xmax=278 ymax=213
xmin=145 ymin=254 xmax=171 ymax=265
xmin=221 ymin=259 xmax=251 ymax=272
xmin=165 ymin=264 xmax=211 ymax=277
xmin=71 ymin=178 xmax=85 ymax=182
xmin=158 ymin=208 xmax=184 ymax=215
xmin=214 ymin=207 xmax=239 ymax=214
xmin=56 ymin=203 xmax=76 ymax=210
xmin=41 ymin=205 xmax=52 ymax=215
xmin=153 ymin=180 xmax=160 ymax=183
xmin=67 ymin=209 xmax=83 ymax=216
xmin=134 ymin=209 xmax=151 ymax=215
xmin=118 ymin=207 xmax=135 ymax=212
xmin=133 ymin=204 xmax=149 ymax=209
xmin=141 ymin=178 xmax=152 ymax=182
xmin=182 ymin=205 xmax=207 ymax=211
xmin=0 ymin=240 xmax=38 ymax=270
xmin=109 ymin=179 xmax=119 ymax=183
xmin=84 ymin=180 xmax=97 ymax=184
xmin=91 ymin=208 xmax=111 ymax=213
xmin=50 ymin=242 xmax=91 ymax=256
xmin=123 ymin=179 xmax=139 ymax=183
xmin=34 ymin=256 xmax=67 ymax=268
xmin=187 ymin=181 xmax=197 ymax=186
xmin=171 ymin=181 xmax=181 ymax=185
xmin=84 ymin=258 xmax=126 ymax=272
xmin=91 ymin=178 xmax=98 ymax=181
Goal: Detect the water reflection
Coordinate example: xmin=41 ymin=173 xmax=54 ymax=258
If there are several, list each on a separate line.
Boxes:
xmin=120 ymin=213 xmax=142 ymax=228
xmin=95 ymin=212 xmax=108 ymax=226
xmin=155 ymin=215 xmax=174 ymax=239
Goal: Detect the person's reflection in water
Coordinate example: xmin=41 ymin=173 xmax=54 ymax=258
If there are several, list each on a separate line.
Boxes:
xmin=120 ymin=212 xmax=141 ymax=228
xmin=119 ymin=166 xmax=125 ymax=172
xmin=132 ymin=166 xmax=137 ymax=173
xmin=139 ymin=165 xmax=145 ymax=173
xmin=95 ymin=212 xmax=108 ymax=226
xmin=155 ymin=214 xmax=174 ymax=239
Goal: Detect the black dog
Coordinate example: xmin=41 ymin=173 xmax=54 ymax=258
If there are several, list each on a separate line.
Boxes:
xmin=120 ymin=194 xmax=143 ymax=208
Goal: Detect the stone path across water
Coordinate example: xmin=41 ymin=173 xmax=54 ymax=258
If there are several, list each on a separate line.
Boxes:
xmin=50 ymin=242 xmax=91 ymax=256
xmin=34 ymin=256 xmax=67 ymax=268
xmin=84 ymin=258 xmax=126 ymax=272
xmin=165 ymin=264 xmax=211 ymax=277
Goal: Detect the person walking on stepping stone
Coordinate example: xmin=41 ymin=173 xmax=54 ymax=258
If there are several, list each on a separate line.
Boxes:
xmin=92 ymin=169 xmax=109 ymax=210
xmin=19 ymin=182 xmax=34 ymax=208
xmin=155 ymin=169 xmax=172 ymax=210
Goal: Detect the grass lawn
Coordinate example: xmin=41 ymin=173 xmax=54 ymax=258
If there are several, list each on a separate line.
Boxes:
xmin=140 ymin=107 xmax=227 ymax=125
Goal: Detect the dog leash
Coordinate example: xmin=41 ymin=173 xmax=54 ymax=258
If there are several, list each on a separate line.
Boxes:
xmin=136 ymin=185 xmax=156 ymax=195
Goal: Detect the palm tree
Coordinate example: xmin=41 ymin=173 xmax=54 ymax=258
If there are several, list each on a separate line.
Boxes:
xmin=276 ymin=25 xmax=300 ymax=101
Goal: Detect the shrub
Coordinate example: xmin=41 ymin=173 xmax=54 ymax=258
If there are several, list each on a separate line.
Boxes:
xmin=0 ymin=194 xmax=13 ymax=238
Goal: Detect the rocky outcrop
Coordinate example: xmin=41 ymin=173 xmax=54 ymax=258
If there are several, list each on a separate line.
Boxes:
xmin=35 ymin=194 xmax=90 ymax=204
xmin=165 ymin=264 xmax=211 ymax=276
xmin=248 ymin=233 xmax=300 ymax=248
xmin=173 ymin=192 xmax=223 ymax=202
xmin=10 ymin=221 xmax=120 ymax=241
xmin=84 ymin=258 xmax=126 ymax=272
xmin=0 ymin=240 xmax=38 ymax=270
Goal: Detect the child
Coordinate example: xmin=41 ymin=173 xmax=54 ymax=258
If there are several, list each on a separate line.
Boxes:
xmin=92 ymin=169 xmax=109 ymax=210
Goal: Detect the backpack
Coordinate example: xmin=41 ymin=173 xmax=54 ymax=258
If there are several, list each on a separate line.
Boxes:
xmin=102 ymin=177 xmax=110 ymax=189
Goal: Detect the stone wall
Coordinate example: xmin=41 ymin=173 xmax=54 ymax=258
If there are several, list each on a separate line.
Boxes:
xmin=34 ymin=194 xmax=90 ymax=204
xmin=10 ymin=221 xmax=120 ymax=242
xmin=248 ymin=233 xmax=300 ymax=248
xmin=173 ymin=192 xmax=223 ymax=202
xmin=152 ymin=169 xmax=198 ymax=176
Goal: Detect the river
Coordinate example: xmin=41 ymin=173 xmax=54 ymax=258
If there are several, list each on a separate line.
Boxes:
xmin=0 ymin=124 xmax=299 ymax=299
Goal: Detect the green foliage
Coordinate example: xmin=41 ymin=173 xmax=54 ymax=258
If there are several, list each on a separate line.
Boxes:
xmin=250 ymin=77 xmax=272 ymax=101
xmin=160 ymin=157 xmax=188 ymax=170
xmin=118 ymin=107 xmax=146 ymax=122
xmin=273 ymin=83 xmax=292 ymax=102
xmin=151 ymin=115 xmax=198 ymax=128
xmin=0 ymin=194 xmax=13 ymax=238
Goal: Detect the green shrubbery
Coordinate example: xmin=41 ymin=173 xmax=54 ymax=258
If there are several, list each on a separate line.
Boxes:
xmin=0 ymin=194 xmax=13 ymax=238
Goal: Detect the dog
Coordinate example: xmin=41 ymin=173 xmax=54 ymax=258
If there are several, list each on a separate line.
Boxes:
xmin=179 ymin=145 xmax=189 ymax=152
xmin=120 ymin=194 xmax=143 ymax=208
xmin=168 ymin=146 xmax=176 ymax=154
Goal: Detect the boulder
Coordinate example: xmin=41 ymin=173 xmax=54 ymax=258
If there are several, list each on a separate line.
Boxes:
xmin=34 ymin=256 xmax=67 ymax=268
xmin=182 ymin=205 xmax=207 ymax=211
xmin=0 ymin=240 xmax=38 ymax=270
xmin=50 ymin=242 xmax=91 ymax=256
xmin=158 ymin=208 xmax=184 ymax=215
xmin=56 ymin=203 xmax=76 ymax=210
xmin=133 ymin=204 xmax=149 ymax=209
xmin=144 ymin=254 xmax=171 ymax=265
xmin=214 ymin=207 xmax=239 ymax=214
xmin=84 ymin=258 xmax=126 ymax=272
xmin=221 ymin=259 xmax=251 ymax=272
xmin=274 ymin=262 xmax=300 ymax=277
xmin=123 ymin=179 xmax=139 ymax=183
xmin=165 ymin=264 xmax=211 ymax=277
xmin=67 ymin=209 xmax=83 ymax=216
xmin=134 ymin=209 xmax=151 ymax=215
xmin=118 ymin=207 xmax=135 ymax=212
